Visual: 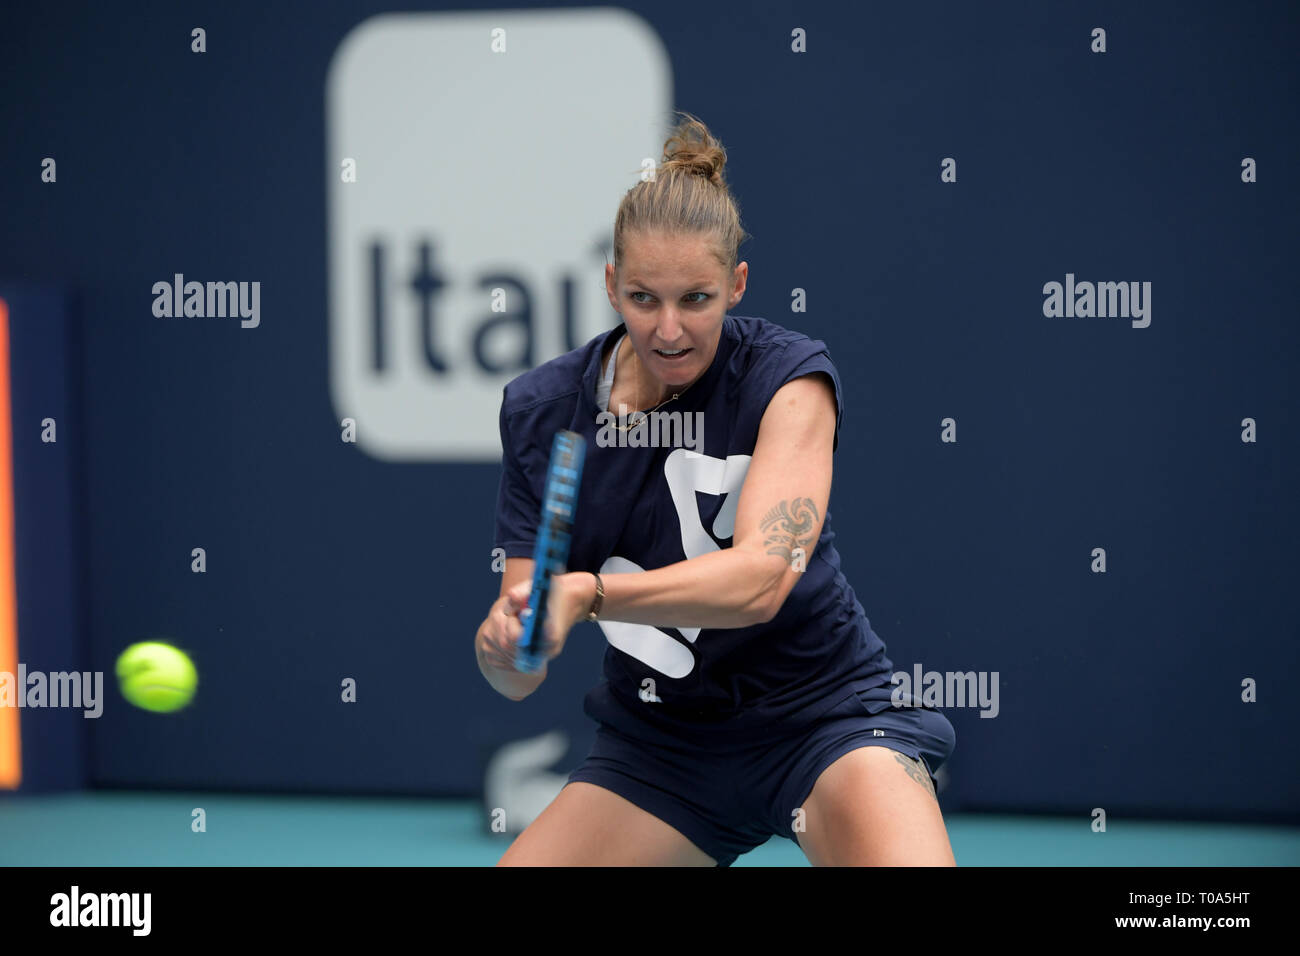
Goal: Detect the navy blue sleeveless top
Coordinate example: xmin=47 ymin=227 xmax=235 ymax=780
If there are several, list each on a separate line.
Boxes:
xmin=493 ymin=314 xmax=893 ymax=742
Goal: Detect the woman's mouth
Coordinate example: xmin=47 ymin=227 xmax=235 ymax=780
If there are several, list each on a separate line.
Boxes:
xmin=654 ymin=347 xmax=692 ymax=362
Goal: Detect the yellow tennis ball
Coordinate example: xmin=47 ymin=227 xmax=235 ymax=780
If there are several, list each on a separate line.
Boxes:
xmin=116 ymin=641 xmax=197 ymax=713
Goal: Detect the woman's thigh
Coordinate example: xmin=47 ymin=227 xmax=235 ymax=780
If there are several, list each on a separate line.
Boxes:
xmin=796 ymin=744 xmax=956 ymax=866
xmin=496 ymin=781 xmax=717 ymax=866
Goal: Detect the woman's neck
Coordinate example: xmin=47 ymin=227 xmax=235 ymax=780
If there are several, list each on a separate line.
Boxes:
xmin=618 ymin=337 xmax=677 ymax=410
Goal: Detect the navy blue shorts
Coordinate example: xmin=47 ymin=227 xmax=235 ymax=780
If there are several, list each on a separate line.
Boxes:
xmin=566 ymin=682 xmax=956 ymax=866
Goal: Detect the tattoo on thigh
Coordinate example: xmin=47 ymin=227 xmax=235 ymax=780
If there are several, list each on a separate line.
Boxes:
xmin=894 ymin=752 xmax=936 ymax=799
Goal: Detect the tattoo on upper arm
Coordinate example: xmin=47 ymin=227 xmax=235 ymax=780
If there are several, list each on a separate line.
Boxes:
xmin=894 ymin=752 xmax=937 ymax=799
xmin=759 ymin=497 xmax=820 ymax=563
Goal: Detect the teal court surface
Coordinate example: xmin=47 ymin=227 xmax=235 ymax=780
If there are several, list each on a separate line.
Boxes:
xmin=2 ymin=792 xmax=1297 ymax=866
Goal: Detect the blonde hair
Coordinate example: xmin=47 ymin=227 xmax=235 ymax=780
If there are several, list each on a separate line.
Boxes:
xmin=613 ymin=111 xmax=750 ymax=278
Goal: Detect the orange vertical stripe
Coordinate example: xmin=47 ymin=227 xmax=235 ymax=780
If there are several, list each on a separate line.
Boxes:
xmin=0 ymin=298 xmax=20 ymax=788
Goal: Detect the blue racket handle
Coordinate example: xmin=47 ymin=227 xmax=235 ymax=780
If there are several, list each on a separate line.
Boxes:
xmin=514 ymin=609 xmax=545 ymax=674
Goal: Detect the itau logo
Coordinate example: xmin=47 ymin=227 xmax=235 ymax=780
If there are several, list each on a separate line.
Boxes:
xmin=326 ymin=10 xmax=672 ymax=461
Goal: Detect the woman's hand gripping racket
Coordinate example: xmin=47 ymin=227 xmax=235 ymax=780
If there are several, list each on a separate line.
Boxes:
xmin=514 ymin=430 xmax=586 ymax=674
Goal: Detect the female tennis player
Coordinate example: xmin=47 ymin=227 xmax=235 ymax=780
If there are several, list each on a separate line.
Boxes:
xmin=475 ymin=112 xmax=956 ymax=866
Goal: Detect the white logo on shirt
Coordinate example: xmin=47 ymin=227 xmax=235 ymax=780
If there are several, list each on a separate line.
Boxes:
xmin=595 ymin=450 xmax=751 ymax=677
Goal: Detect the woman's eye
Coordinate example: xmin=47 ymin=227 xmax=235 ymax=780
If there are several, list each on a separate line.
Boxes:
xmin=630 ymin=292 xmax=709 ymax=304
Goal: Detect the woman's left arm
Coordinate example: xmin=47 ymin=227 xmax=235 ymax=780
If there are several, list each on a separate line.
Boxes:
xmin=536 ymin=372 xmax=836 ymax=642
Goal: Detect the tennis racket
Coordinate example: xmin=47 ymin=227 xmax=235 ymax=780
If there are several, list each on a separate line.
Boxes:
xmin=514 ymin=430 xmax=586 ymax=673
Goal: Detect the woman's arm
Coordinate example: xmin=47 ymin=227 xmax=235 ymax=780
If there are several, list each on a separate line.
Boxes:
xmin=558 ymin=372 xmax=837 ymax=631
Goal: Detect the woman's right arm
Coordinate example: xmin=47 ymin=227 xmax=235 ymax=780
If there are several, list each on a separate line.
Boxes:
xmin=475 ymin=557 xmax=548 ymax=700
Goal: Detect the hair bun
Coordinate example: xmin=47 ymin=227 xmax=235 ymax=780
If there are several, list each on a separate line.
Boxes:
xmin=612 ymin=111 xmax=749 ymax=278
xmin=663 ymin=113 xmax=727 ymax=187
xmin=681 ymin=154 xmax=721 ymax=183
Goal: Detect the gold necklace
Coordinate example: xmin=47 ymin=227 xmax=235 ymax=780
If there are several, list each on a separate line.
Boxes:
xmin=607 ymin=338 xmax=697 ymax=431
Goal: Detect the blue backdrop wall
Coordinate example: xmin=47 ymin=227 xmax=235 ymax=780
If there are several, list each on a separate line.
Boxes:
xmin=0 ymin=0 xmax=1295 ymax=820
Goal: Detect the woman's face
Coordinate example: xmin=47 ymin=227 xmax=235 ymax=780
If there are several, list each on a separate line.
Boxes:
xmin=604 ymin=231 xmax=747 ymax=394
